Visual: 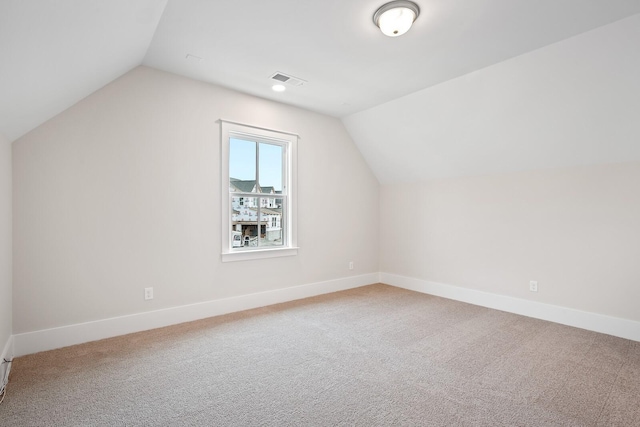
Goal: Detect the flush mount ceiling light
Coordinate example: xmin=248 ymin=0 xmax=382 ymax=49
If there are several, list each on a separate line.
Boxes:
xmin=272 ymin=84 xmax=286 ymax=92
xmin=373 ymin=0 xmax=420 ymax=37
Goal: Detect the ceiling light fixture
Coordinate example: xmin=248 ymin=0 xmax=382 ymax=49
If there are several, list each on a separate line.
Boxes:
xmin=272 ymin=84 xmax=286 ymax=92
xmin=373 ymin=1 xmax=420 ymax=37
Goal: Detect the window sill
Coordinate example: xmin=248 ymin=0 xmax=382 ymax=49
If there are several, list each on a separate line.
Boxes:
xmin=221 ymin=247 xmax=299 ymax=263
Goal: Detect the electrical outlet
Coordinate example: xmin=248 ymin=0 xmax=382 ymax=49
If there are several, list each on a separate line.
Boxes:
xmin=529 ymin=281 xmax=538 ymax=292
xmin=349 ymin=261 xmax=354 ymax=270
xmin=144 ymin=287 xmax=154 ymax=300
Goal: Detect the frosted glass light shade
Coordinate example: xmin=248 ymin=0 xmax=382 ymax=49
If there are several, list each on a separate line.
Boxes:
xmin=373 ymin=1 xmax=420 ymax=37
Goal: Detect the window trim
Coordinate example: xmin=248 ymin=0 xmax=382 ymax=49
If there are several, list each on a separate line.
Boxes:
xmin=220 ymin=120 xmax=298 ymax=262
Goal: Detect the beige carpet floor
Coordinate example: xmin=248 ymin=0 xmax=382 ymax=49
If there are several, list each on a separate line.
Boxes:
xmin=1 ymin=284 xmax=639 ymax=426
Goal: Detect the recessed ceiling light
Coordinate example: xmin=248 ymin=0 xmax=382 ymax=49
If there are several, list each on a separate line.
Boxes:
xmin=373 ymin=1 xmax=420 ymax=37
xmin=272 ymin=84 xmax=286 ymax=92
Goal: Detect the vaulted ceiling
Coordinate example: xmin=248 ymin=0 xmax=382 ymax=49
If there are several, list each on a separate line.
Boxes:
xmin=2 ymin=0 xmax=640 ymax=182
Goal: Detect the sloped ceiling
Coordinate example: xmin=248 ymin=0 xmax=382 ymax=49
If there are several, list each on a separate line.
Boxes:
xmin=0 ymin=0 xmax=168 ymax=142
xmin=142 ymin=0 xmax=640 ymax=120
xmin=2 ymin=0 xmax=640 ymax=182
xmin=344 ymin=14 xmax=640 ymax=183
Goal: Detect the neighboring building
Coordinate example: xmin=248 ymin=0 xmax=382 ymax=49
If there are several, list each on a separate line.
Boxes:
xmin=230 ymin=178 xmax=282 ymax=246
xmin=230 ymin=178 xmax=258 ymax=195
xmin=260 ymin=186 xmax=278 ymax=208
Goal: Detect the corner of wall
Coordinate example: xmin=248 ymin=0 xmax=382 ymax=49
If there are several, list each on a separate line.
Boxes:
xmin=1 ymin=133 xmax=13 ymax=389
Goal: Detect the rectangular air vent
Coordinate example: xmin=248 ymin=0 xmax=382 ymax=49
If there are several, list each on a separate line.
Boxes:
xmin=272 ymin=73 xmax=289 ymax=82
xmin=270 ymin=72 xmax=306 ymax=87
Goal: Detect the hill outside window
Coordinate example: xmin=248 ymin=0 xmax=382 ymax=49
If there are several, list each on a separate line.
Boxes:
xmin=220 ymin=121 xmax=298 ymax=262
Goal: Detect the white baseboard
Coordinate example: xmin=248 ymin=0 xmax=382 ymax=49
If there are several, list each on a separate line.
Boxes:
xmin=13 ymin=273 xmax=379 ymax=357
xmin=381 ymin=273 xmax=640 ymax=342
xmin=16 ymin=271 xmax=635 ymax=357
xmin=1 ymin=335 xmax=13 ymax=391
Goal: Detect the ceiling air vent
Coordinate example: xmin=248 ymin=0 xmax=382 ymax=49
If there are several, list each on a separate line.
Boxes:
xmin=270 ymin=72 xmax=306 ymax=87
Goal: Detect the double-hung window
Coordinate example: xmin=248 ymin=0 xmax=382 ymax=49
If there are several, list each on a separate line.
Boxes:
xmin=220 ymin=121 xmax=298 ymax=262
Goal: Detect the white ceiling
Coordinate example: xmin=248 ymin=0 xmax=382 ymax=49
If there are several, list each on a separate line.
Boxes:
xmin=142 ymin=0 xmax=640 ymax=118
xmin=344 ymin=14 xmax=640 ymax=183
xmin=0 ymin=0 xmax=168 ymax=142
xmin=2 ymin=0 xmax=640 ymax=181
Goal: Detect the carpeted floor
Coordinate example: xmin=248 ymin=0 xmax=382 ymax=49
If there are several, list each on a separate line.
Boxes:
xmin=1 ymin=284 xmax=639 ymax=426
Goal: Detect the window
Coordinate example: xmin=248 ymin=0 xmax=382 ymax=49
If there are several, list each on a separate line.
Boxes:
xmin=220 ymin=120 xmax=298 ymax=261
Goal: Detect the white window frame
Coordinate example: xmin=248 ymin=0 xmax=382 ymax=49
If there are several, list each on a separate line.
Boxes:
xmin=220 ymin=120 xmax=298 ymax=262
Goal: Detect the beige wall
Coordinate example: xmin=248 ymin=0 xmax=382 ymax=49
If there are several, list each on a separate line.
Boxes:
xmin=0 ymin=133 xmax=11 ymax=350
xmin=380 ymin=162 xmax=640 ymax=321
xmin=12 ymin=66 xmax=379 ymax=334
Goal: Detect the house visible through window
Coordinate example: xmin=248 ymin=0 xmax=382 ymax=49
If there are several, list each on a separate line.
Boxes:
xmin=221 ymin=121 xmax=298 ymax=261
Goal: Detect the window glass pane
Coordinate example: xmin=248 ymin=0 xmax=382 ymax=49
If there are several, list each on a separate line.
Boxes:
xmin=229 ymin=138 xmax=257 ymax=193
xmin=231 ymin=196 xmax=259 ymax=247
xmin=260 ymin=197 xmax=284 ymax=247
xmin=258 ymin=142 xmax=283 ymax=192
